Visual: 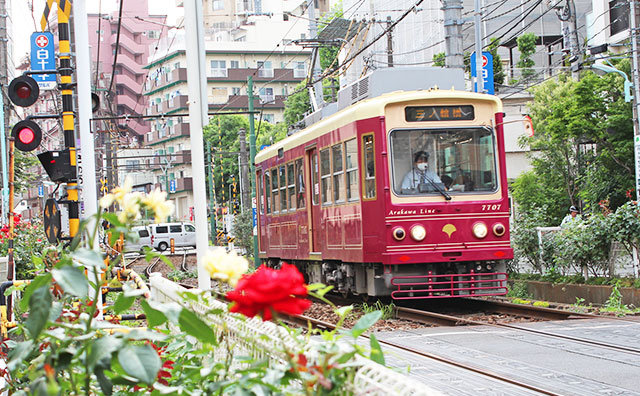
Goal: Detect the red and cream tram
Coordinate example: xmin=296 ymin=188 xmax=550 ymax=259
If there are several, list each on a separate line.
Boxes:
xmin=254 ymin=81 xmax=512 ymax=299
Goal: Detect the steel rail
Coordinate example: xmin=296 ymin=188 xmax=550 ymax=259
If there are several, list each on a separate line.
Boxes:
xmin=396 ymin=306 xmax=640 ymax=355
xmin=282 ymin=312 xmax=564 ymax=396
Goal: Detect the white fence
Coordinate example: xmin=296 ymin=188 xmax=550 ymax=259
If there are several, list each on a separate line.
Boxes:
xmin=149 ymin=274 xmax=444 ymax=396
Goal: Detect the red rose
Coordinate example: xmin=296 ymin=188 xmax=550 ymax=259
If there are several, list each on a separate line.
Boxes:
xmin=226 ymin=263 xmax=311 ymax=321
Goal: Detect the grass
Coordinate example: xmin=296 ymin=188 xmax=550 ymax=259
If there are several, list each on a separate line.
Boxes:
xmin=361 ymin=300 xmax=396 ymax=321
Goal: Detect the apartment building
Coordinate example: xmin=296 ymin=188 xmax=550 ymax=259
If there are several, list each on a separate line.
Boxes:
xmin=143 ymin=12 xmax=311 ymax=219
xmin=88 ymin=0 xmax=167 ymax=138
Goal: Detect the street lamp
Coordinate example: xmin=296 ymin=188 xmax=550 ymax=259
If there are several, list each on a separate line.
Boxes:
xmin=591 ymin=60 xmax=633 ymax=102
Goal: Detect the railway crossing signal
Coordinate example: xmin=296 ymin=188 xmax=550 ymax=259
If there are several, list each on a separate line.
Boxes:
xmin=43 ymin=198 xmax=61 ymax=243
xmin=8 ymin=75 xmax=40 ymax=107
xmin=11 ymin=120 xmax=42 ymax=152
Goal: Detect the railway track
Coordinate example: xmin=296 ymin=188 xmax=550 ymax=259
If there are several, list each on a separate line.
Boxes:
xmin=280 ymin=312 xmax=566 ymax=396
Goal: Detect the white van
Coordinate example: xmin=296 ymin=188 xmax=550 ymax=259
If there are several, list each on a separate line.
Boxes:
xmin=149 ymin=222 xmax=196 ymax=251
xmin=124 ymin=226 xmax=153 ymax=252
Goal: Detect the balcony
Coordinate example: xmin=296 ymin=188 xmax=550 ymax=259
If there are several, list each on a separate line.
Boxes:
xmin=156 ymin=177 xmax=193 ymax=193
xmin=145 ymin=68 xmax=188 ymax=92
xmin=145 ymin=123 xmax=190 ymax=145
xmin=208 ymin=94 xmax=286 ymax=110
xmin=208 ymin=68 xmax=303 ymax=83
xmin=164 ymin=95 xmax=189 ymax=112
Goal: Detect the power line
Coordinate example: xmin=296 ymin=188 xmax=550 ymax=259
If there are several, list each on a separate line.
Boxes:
xmin=106 ymin=0 xmax=124 ymax=96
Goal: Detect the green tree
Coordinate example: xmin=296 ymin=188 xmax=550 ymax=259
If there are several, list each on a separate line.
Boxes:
xmin=15 ymin=151 xmax=39 ymax=193
xmin=513 ymin=65 xmax=633 ymax=224
xmin=283 ymin=80 xmax=311 ymax=127
xmin=516 ymin=32 xmax=537 ymax=80
xmin=432 ymin=52 xmax=445 ymax=67
xmin=487 ymin=37 xmax=505 ymax=88
xmin=232 ymin=208 xmax=254 ymax=259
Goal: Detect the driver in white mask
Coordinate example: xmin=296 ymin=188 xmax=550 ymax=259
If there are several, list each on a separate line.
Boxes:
xmin=401 ymin=151 xmax=442 ymax=193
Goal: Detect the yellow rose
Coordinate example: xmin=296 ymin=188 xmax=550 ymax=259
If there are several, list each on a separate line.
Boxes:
xmin=112 ymin=177 xmax=133 ymax=206
xmin=201 ymin=247 xmax=249 ymax=287
xmin=99 ymin=193 xmax=115 ymax=209
xmin=140 ymin=188 xmax=174 ymax=223
xmin=117 ymin=192 xmax=142 ymax=224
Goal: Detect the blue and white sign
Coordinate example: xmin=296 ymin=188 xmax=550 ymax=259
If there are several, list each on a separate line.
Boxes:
xmin=169 ymin=179 xmax=176 ymax=193
xmin=30 ymin=32 xmax=56 ymax=90
xmin=470 ymin=52 xmax=494 ymax=95
xmin=38 ymin=185 xmax=44 ymax=198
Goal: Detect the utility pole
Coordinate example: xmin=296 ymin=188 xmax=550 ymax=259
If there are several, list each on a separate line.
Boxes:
xmin=238 ymin=128 xmax=250 ymax=210
xmin=206 ymin=141 xmax=216 ymax=242
xmin=474 ymin=0 xmax=485 ymax=93
xmin=184 ymin=0 xmax=211 ymax=290
xmin=247 ymin=76 xmax=259 ymax=267
xmin=630 ymin=0 xmax=640 ymax=276
xmin=386 ymin=16 xmax=393 ymax=67
xmin=307 ymin=0 xmax=324 ymax=110
xmin=442 ymin=0 xmax=464 ymax=69
xmin=0 ymin=0 xmax=8 ymax=223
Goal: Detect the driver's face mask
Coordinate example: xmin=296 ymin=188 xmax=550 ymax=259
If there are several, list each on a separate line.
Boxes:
xmin=417 ymin=162 xmax=428 ymax=171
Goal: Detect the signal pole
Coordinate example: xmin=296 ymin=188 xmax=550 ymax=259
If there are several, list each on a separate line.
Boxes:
xmin=443 ymin=0 xmax=464 ymax=69
xmin=248 ymin=76 xmax=259 ymax=267
xmin=57 ymin=4 xmax=79 ymax=238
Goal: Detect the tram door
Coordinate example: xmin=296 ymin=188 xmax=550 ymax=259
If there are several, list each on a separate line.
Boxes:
xmin=306 ymin=147 xmax=321 ymax=253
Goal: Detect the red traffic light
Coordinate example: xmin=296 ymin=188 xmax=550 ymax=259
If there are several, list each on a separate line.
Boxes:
xmin=8 ymin=76 xmax=40 ymax=107
xmin=11 ymin=120 xmax=42 ymax=152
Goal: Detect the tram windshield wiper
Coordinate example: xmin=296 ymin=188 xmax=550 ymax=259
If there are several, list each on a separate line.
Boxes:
xmin=419 ymin=177 xmax=452 ymax=200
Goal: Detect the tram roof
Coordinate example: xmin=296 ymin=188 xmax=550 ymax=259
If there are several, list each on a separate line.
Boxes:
xmin=255 ymin=89 xmax=503 ymax=163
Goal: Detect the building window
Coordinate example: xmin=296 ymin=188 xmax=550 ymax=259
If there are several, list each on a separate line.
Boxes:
xmin=230 ymin=60 xmax=239 ymax=69
xmin=148 ymin=30 xmax=160 ymax=39
xmin=293 ymin=61 xmax=306 ymax=78
xmin=345 ymin=139 xmax=359 ymax=201
xmin=609 ymin=0 xmax=629 ymax=36
xmin=212 ymin=0 xmax=224 ymax=10
xmin=232 ymin=87 xmax=241 ymax=95
xmin=211 ymin=87 xmax=227 ymax=104
xmin=258 ymin=87 xmax=274 ymax=103
xmin=126 ymin=160 xmax=140 ymax=171
xmin=263 ymin=114 xmax=275 ymax=124
xmin=210 ymin=60 xmax=227 ymax=77
xmin=257 ymin=61 xmax=273 ymax=77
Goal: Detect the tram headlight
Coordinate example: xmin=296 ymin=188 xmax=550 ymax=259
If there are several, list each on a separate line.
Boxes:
xmin=392 ymin=226 xmax=406 ymax=241
xmin=472 ymin=222 xmax=488 ymax=239
xmin=493 ymin=223 xmax=506 ymax=237
xmin=410 ymin=225 xmax=426 ymax=241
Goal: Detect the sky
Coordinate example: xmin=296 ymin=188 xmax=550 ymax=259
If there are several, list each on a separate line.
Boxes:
xmin=11 ymin=0 xmax=182 ymax=69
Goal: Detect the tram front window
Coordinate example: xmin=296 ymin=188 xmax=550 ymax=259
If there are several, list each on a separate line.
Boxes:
xmin=390 ymin=128 xmax=498 ymax=196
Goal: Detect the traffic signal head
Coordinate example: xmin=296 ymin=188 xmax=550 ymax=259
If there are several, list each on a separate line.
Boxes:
xmin=8 ymin=75 xmax=40 ymax=107
xmin=12 ymin=120 xmax=42 ymax=152
xmin=91 ymin=92 xmax=100 ymax=113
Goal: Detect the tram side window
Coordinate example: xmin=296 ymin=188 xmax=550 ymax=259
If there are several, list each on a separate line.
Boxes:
xmin=264 ymin=171 xmax=271 ymax=214
xmin=345 ymin=139 xmax=359 ymax=201
xmin=271 ymin=168 xmax=279 ymax=213
xmin=332 ymin=144 xmax=345 ymax=203
xmin=279 ymin=165 xmax=287 ymax=212
xmin=320 ymin=149 xmax=332 ymax=204
xmin=257 ymin=170 xmax=264 ymax=215
xmin=287 ymin=162 xmax=296 ymax=210
xmin=312 ymin=153 xmax=319 ymax=205
xmin=296 ymin=158 xmax=305 ymax=209
xmin=363 ymin=135 xmax=376 ymax=199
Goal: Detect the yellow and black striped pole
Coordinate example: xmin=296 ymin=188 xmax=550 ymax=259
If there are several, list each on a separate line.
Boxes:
xmin=57 ymin=1 xmax=79 ymax=238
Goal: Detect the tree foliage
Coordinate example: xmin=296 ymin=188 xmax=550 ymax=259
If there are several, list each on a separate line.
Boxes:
xmin=432 ymin=52 xmax=445 ymax=67
xmin=516 ymin=32 xmax=537 ymax=79
xmin=512 ymin=65 xmax=633 ymax=225
xmin=487 ymin=37 xmax=505 ymax=87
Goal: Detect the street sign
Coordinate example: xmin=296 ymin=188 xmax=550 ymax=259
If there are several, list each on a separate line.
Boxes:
xmin=470 ymin=52 xmax=494 ymax=95
xmin=30 ymin=32 xmax=56 ymax=90
xmin=38 ymin=185 xmax=44 ymax=198
xmin=43 ymin=198 xmax=61 ymax=243
xmin=169 ymin=179 xmax=176 ymax=193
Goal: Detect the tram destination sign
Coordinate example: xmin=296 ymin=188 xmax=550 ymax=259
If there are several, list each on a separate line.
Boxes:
xmin=405 ymin=105 xmax=474 ymax=122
